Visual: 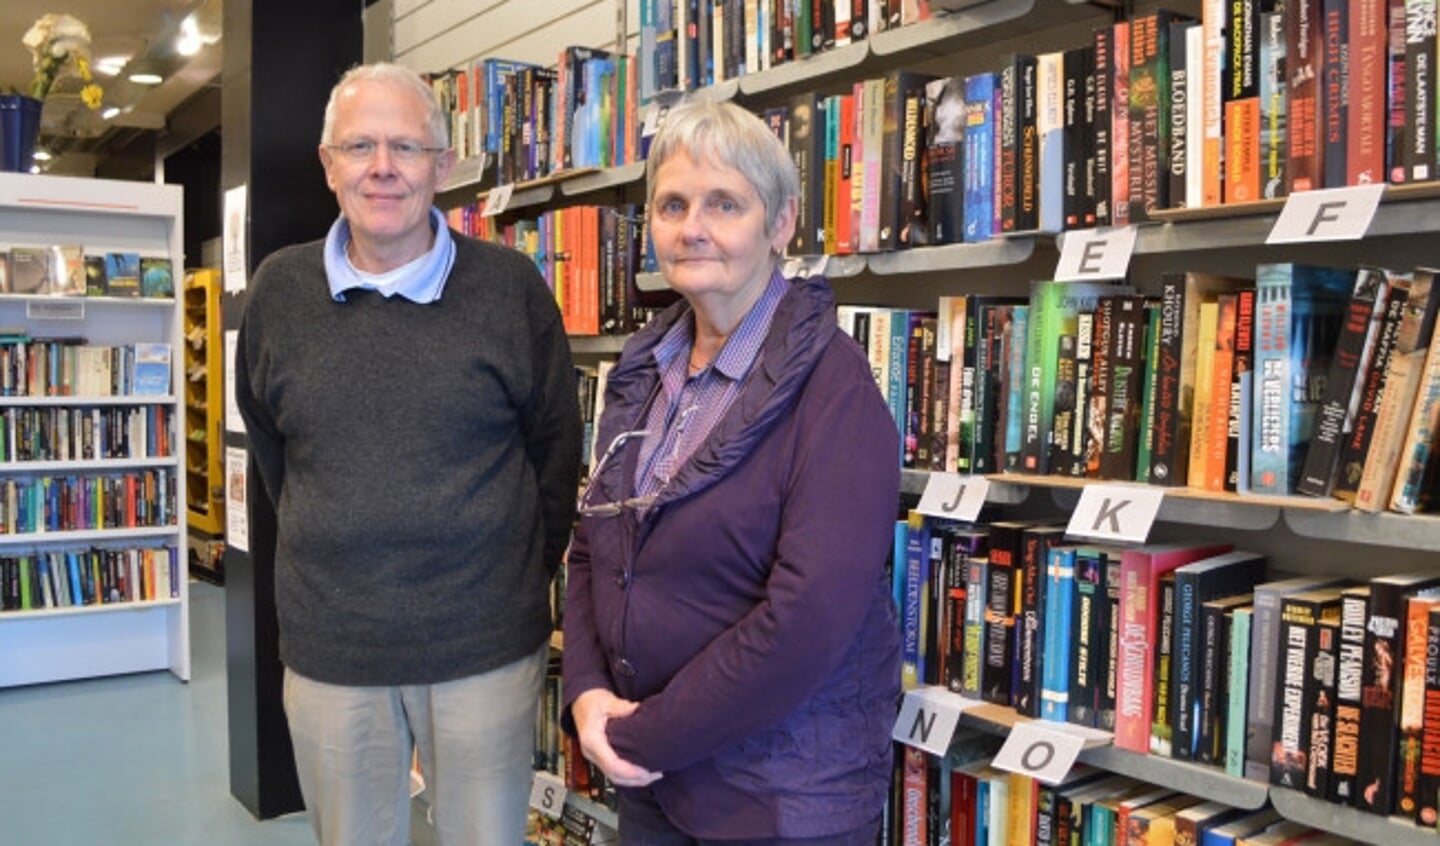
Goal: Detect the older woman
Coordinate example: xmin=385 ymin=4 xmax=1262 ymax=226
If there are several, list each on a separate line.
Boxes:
xmin=562 ymin=99 xmax=901 ymax=845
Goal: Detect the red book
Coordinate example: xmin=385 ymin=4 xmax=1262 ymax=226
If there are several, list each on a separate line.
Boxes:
xmin=837 ymin=92 xmax=857 ymax=254
xmin=1346 ymin=0 xmax=1388 ymax=184
xmin=1114 ymin=541 xmax=1232 ymax=753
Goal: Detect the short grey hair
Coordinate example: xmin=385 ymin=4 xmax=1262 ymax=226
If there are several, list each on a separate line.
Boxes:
xmin=645 ymin=99 xmax=799 ymax=234
xmin=320 ymin=62 xmax=449 ymax=149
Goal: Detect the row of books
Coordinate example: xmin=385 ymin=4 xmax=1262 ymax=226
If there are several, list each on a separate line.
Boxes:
xmin=852 ymin=263 xmax=1440 ymax=510
xmin=895 ymin=753 xmax=1360 ymax=846
xmin=0 ymin=405 xmax=174 ymax=464
xmin=0 ymin=247 xmax=173 ymax=298
xmin=0 ymin=469 xmax=177 ymax=536
xmin=0 ymin=339 xmax=173 ymax=398
xmin=0 ymin=545 xmax=181 ymax=612
xmin=640 ymin=0 xmax=937 ymax=99
xmin=426 ymin=47 xmax=643 ymax=184
xmin=899 ymin=512 xmax=1440 ymax=824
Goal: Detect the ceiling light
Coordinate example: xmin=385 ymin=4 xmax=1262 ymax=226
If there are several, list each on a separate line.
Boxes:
xmin=101 ymin=106 xmax=122 ymax=120
xmin=129 ymin=73 xmax=164 ymax=85
xmin=32 ymin=150 xmax=52 ymax=162
xmin=177 ymin=16 xmax=202 ymax=57
xmin=94 ymin=56 xmax=129 ymax=77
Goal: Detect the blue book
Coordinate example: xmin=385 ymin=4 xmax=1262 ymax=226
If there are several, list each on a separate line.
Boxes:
xmin=974 ymin=777 xmax=990 ymax=845
xmin=888 ymin=309 xmax=912 ymax=465
xmin=1225 ymin=606 xmax=1253 ymax=777
xmin=1249 ymin=263 xmax=1356 ymax=493
xmin=482 ymin=58 xmax=542 ymax=154
xmin=1040 ymin=545 xmax=1076 ymax=722
xmin=66 ymin=551 xmax=82 ymax=605
xmin=900 ymin=513 xmax=929 ymax=690
xmin=130 ymin=343 xmax=172 ymax=397
xmin=962 ymin=73 xmax=997 ymax=242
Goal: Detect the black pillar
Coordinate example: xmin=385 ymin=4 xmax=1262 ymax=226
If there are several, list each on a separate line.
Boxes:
xmin=221 ymin=0 xmax=363 ymax=820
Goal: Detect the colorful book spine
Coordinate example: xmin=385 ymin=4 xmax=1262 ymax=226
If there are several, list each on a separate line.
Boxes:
xmin=963 ymin=73 xmax=998 ymax=243
xmin=1041 ymin=546 xmax=1077 ymax=722
xmin=1225 ymin=605 xmax=1254 ymax=777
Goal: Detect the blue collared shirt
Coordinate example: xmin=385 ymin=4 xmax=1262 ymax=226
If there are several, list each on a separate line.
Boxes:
xmin=322 ymin=207 xmax=457 ymax=303
xmin=634 ymin=270 xmax=789 ymax=497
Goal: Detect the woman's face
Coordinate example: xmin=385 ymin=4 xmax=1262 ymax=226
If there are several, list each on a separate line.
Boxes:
xmin=649 ymin=149 xmax=794 ymax=306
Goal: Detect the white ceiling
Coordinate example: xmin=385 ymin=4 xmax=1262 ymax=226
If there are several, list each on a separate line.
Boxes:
xmin=2 ymin=0 xmax=222 ymax=174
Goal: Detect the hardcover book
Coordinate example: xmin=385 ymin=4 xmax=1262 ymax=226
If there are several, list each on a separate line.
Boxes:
xmin=1249 ymin=263 xmax=1356 ymax=494
xmin=1170 ymin=550 xmax=1267 ymax=761
xmin=1355 ymin=572 xmax=1440 ymax=814
xmin=1114 ymin=541 xmax=1232 ymax=754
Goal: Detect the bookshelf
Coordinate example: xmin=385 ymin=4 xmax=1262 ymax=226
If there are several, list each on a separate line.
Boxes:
xmin=412 ymin=0 xmax=1440 ymax=839
xmin=183 ymin=268 xmax=223 ymax=539
xmin=0 ymin=172 xmax=188 ymax=688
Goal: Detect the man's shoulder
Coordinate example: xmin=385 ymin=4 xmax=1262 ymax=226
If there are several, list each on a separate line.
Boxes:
xmin=449 ymin=233 xmax=551 ymax=299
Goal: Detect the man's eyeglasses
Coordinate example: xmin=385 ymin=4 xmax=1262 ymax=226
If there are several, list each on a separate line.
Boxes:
xmin=326 ymin=139 xmax=447 ymax=163
xmin=578 ymin=429 xmax=656 ymax=518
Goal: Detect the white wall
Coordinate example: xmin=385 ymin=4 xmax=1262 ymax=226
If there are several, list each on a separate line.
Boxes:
xmin=390 ymin=0 xmax=643 ymax=72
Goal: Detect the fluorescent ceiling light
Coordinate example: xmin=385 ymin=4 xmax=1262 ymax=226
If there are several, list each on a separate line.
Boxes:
xmin=32 ymin=150 xmax=52 ymax=162
xmin=129 ymin=73 xmax=164 ymax=85
xmin=177 ymin=16 xmax=202 ymax=57
xmin=94 ymin=56 xmax=128 ymax=77
xmin=101 ymin=106 xmax=122 ymax=120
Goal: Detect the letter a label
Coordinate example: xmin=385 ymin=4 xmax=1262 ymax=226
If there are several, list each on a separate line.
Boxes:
xmin=1065 ymin=484 xmax=1164 ymax=543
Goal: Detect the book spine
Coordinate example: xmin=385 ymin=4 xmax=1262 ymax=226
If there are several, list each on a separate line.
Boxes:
xmin=1226 ymin=290 xmax=1256 ymax=491
xmin=1071 ymin=312 xmax=1094 ymax=477
xmin=1129 ymin=11 xmax=1179 ymax=221
xmin=1051 ymin=334 xmax=1079 ymax=476
xmin=1092 ymin=26 xmax=1114 ymax=226
xmin=898 ymin=83 xmax=928 ymax=248
xmin=1259 ymin=9 xmax=1288 ymax=198
xmin=961 ymin=558 xmax=987 ymax=697
xmin=1016 ymin=527 xmax=1053 ymax=717
xmin=1136 ymin=302 xmax=1163 ymax=482
xmin=999 ymin=60 xmax=1020 ymax=233
xmin=1404 ymin=0 xmax=1438 ymax=182
xmin=1329 ymin=589 xmax=1368 ymax=803
xmin=1223 ymin=0 xmax=1261 ymax=202
xmin=1307 ymin=619 xmax=1340 ymax=797
xmin=1151 ymin=277 xmax=1186 ymax=485
xmin=1357 ymin=584 xmax=1416 ymax=813
xmin=1151 ymin=575 xmax=1178 ymax=756
xmin=1271 ymin=600 xmax=1318 ymax=789
xmin=1004 ymin=306 xmax=1030 ymax=471
xmin=1417 ymin=606 xmax=1440 ymax=825
xmin=984 ymin=531 xmax=1018 ymax=705
xmin=963 ymin=74 xmax=998 ymax=243
xmin=1041 ymin=547 xmax=1076 ymax=722
xmin=1087 ymin=297 xmax=1114 ymax=478
xmin=1320 ymin=0 xmax=1348 ymax=186
xmin=1250 ymin=265 xmax=1294 ymax=494
xmin=1297 ymin=269 xmax=1386 ymax=496
xmin=1335 ymin=282 xmax=1410 ymax=501
xmin=1346 ymin=0 xmax=1388 ymax=184
xmin=1226 ymin=607 xmax=1254 ymax=777
xmin=1102 ymin=296 xmax=1145 ymax=480
xmin=1069 ymin=550 xmax=1104 ymax=727
xmin=1016 ymin=56 xmax=1040 ymax=232
xmin=1390 ymin=331 xmax=1440 ymax=513
xmin=1172 ymin=573 xmax=1203 ymax=761
xmin=1286 ymin=0 xmax=1324 ymax=191
xmin=1099 ymin=556 xmax=1123 ymax=730
xmin=1397 ymin=596 xmax=1437 ymax=817
xmin=1167 ymin=20 xmax=1192 ymax=209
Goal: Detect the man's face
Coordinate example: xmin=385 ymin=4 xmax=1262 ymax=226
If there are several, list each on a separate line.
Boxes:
xmin=319 ymin=78 xmax=454 ymax=265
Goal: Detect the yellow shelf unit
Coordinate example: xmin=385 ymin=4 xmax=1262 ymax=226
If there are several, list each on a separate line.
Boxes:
xmin=184 ymin=268 xmax=224 ymax=536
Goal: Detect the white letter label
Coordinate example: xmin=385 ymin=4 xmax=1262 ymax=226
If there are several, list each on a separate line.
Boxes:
xmin=891 ymin=687 xmax=985 ymax=756
xmin=529 ymin=770 xmax=567 ymax=819
xmin=1054 ymin=226 xmax=1137 ymax=281
xmin=1065 ymin=484 xmax=1164 ymax=543
xmin=992 ymin=721 xmax=1086 ymax=785
xmin=1267 ymin=184 xmax=1384 ymax=244
xmin=481 ymin=183 xmax=514 ymax=218
xmin=916 ymin=473 xmax=989 ymax=522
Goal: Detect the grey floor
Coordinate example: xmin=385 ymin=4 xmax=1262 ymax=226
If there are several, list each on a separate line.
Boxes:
xmin=0 ymin=580 xmax=318 ymax=846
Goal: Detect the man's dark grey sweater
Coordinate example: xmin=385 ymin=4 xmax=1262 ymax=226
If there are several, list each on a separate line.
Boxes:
xmin=234 ymin=234 xmax=581 ymax=686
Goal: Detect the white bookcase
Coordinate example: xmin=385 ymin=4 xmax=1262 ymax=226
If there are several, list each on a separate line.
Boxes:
xmin=0 ymin=172 xmax=189 ymax=687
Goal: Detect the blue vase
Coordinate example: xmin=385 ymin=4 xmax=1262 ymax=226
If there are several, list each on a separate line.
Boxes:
xmin=0 ymin=95 xmax=44 ymax=173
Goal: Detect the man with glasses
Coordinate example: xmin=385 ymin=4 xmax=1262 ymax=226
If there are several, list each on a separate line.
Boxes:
xmin=234 ymin=62 xmax=581 ymax=846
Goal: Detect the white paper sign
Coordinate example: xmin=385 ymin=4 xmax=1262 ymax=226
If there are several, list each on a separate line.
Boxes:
xmin=224 ymin=330 xmax=244 ymax=434
xmin=892 ymin=687 xmax=985 ymax=756
xmin=225 ymin=447 xmax=250 ymax=553
xmin=916 ymin=473 xmax=990 ymax=522
xmin=481 ymin=183 xmax=514 ymax=217
xmin=1266 ymin=183 xmax=1385 ymax=244
xmin=26 ymin=300 xmax=85 ymax=320
xmin=1064 ymin=483 xmax=1164 ymax=543
xmin=529 ymin=770 xmax=567 ymax=819
xmin=1053 ymin=226 xmax=1137 ymax=281
xmin=223 ymin=184 xmax=248 ymax=293
xmin=991 ymin=720 xmax=1087 ymax=784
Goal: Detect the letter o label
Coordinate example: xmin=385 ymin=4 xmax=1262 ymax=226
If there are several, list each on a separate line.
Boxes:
xmin=1021 ymin=740 xmax=1056 ymax=772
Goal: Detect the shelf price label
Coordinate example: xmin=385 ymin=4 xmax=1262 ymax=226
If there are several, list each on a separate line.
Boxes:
xmin=992 ymin=720 xmax=1088 ymax=785
xmin=892 ymin=687 xmax=985 ymax=756
xmin=481 ymin=183 xmax=514 ymax=218
xmin=26 ymin=300 xmax=85 ymax=321
xmin=1064 ymin=483 xmax=1164 ymax=543
xmin=1053 ymin=225 xmax=1137 ymax=281
xmin=1266 ymin=183 xmax=1385 ymax=243
xmin=916 ymin=472 xmax=989 ymax=522
xmin=529 ymin=770 xmax=567 ymax=819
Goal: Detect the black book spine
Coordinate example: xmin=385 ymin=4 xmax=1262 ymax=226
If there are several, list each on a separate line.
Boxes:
xmin=1097 ymin=556 xmax=1123 ymax=730
xmin=1329 ymin=588 xmax=1368 ymax=804
xmin=1272 ymin=599 xmax=1320 ymax=788
xmin=1101 ymin=295 xmax=1145 ymax=480
xmin=1092 ymin=26 xmax=1113 ymax=227
xmin=1015 ymin=56 xmax=1040 ymax=232
xmin=1150 ymin=276 xmax=1186 ymax=485
xmin=1151 ymin=575 xmax=1178 ymax=756
xmin=984 ymin=549 xmax=1017 ymax=706
xmin=1334 ymin=279 xmax=1411 ymax=500
xmin=1068 ymin=549 xmax=1105 ymax=727
xmin=1416 ymin=607 xmax=1440 ymax=825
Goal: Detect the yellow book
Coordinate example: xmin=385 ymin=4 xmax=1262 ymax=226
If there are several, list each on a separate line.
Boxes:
xmin=1187 ymin=302 xmax=1218 ymax=487
xmin=1006 ymin=772 xmax=1035 ymax=846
